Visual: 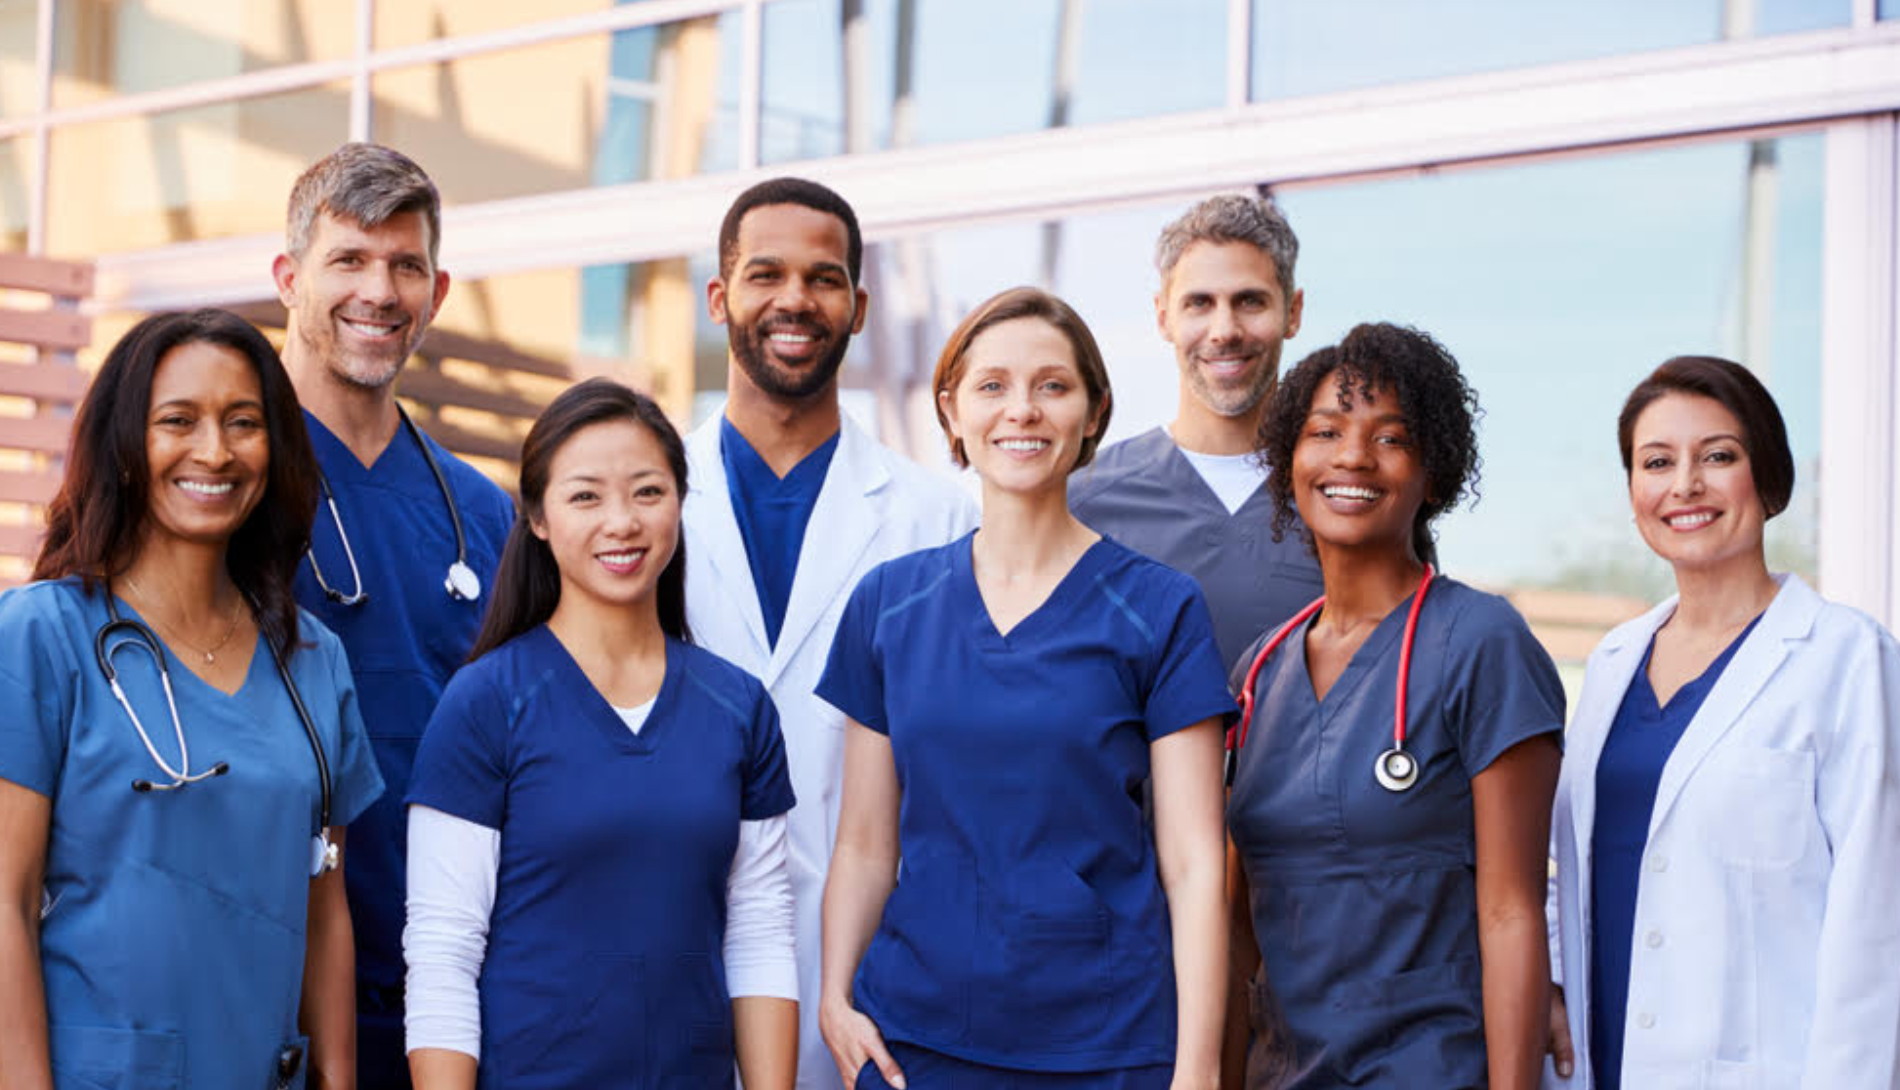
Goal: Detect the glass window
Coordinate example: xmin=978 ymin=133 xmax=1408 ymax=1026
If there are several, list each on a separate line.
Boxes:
xmin=1252 ymin=0 xmax=1852 ymax=100
xmin=52 ymin=0 xmax=352 ymax=108
xmin=0 ymin=3 xmax=36 ymax=118
xmin=45 ymin=81 xmax=349 ymax=255
xmin=760 ymin=0 xmax=1226 ymax=162
xmin=375 ymin=0 xmax=628 ymax=50
xmin=373 ymin=19 xmax=739 ymax=207
xmin=0 ymin=137 xmax=30 ymax=251
xmin=1883 ymin=0 xmax=1898 ymax=17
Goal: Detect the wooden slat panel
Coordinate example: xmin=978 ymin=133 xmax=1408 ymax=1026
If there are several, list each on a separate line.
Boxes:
xmin=0 ymin=523 xmax=44 ymax=559
xmin=422 ymin=420 xmax=524 ymax=464
xmin=0 ymin=416 xmax=74 ymax=454
xmin=419 ymin=329 xmax=571 ymax=380
xmin=0 ymin=363 xmax=89 ymax=403
xmin=0 ymin=470 xmax=62 ymax=505
xmin=0 ymin=309 xmax=91 ymax=352
xmin=0 ymin=254 xmax=95 ymax=298
xmin=399 ymin=369 xmax=546 ymax=422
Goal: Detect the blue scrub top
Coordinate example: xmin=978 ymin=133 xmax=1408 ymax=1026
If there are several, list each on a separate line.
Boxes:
xmin=0 ymin=579 xmax=383 ymax=1090
xmin=1226 ymin=577 xmax=1564 ymax=1090
xmin=1070 ymin=427 xmax=1325 ymax=672
xmin=294 ymin=410 xmax=513 ymax=1004
xmin=1588 ymin=617 xmax=1758 ymax=1090
xmin=407 ymin=626 xmax=795 ymax=1090
xmin=720 ymin=417 xmax=838 ymax=648
xmin=817 ymin=533 xmax=1236 ymax=1073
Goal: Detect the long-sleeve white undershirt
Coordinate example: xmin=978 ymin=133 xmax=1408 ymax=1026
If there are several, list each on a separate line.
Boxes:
xmin=402 ymin=698 xmax=797 ymax=1059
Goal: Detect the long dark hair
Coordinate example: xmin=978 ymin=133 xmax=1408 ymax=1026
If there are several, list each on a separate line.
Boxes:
xmin=34 ymin=309 xmax=317 ymax=651
xmin=468 ymin=378 xmax=690 ymax=660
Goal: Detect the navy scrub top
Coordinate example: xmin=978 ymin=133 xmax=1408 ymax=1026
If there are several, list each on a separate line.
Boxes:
xmin=720 ymin=416 xmax=838 ymax=648
xmin=1070 ymin=427 xmax=1325 ymax=672
xmin=408 ymin=627 xmax=796 ymax=1089
xmin=294 ymin=410 xmax=514 ymax=1008
xmin=1588 ymin=617 xmax=1759 ymax=1090
xmin=817 ymin=533 xmax=1237 ymax=1073
xmin=1226 ymin=577 xmax=1564 ymax=1090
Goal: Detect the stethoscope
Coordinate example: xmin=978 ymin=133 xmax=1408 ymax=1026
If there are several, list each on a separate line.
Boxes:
xmin=1227 ymin=565 xmax=1435 ymax=794
xmin=306 ymin=404 xmax=481 ymax=605
xmin=94 ymin=590 xmax=339 ymax=878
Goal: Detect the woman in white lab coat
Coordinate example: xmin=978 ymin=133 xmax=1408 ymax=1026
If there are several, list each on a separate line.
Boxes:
xmin=1545 ymin=356 xmax=1900 ymax=1089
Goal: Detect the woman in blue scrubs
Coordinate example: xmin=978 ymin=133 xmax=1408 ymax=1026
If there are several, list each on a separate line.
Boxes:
xmin=0 ymin=309 xmax=384 ymax=1089
xmin=818 ymin=287 xmax=1234 ymax=1089
xmin=402 ymin=379 xmax=798 ymax=1089
xmin=1225 ymin=323 xmax=1563 ymax=1090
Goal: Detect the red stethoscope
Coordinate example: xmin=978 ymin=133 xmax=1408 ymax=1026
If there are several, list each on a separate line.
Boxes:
xmin=1225 ymin=565 xmax=1436 ymax=794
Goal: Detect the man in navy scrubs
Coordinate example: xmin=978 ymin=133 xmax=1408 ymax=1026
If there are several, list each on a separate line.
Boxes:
xmin=272 ymin=143 xmax=515 ymax=1090
xmin=1070 ymin=193 xmax=1322 ymax=671
xmin=683 ymin=177 xmax=976 ymax=1088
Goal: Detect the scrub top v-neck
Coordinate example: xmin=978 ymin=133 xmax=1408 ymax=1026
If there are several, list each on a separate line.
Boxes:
xmin=818 ymin=532 xmax=1236 ymax=1074
xmin=1226 ymin=577 xmax=1564 ymax=1090
xmin=407 ymin=626 xmax=794 ymax=1089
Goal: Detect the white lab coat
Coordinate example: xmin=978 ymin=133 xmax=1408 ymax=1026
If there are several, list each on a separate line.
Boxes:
xmin=1546 ymin=573 xmax=1900 ymax=1090
xmin=683 ymin=414 xmax=977 ymax=1089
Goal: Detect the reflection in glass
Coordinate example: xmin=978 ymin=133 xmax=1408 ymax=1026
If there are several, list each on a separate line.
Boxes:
xmin=374 ymin=20 xmax=737 ymax=208
xmin=0 ymin=4 xmax=35 ymax=118
xmin=0 ymin=138 xmax=29 ymax=250
xmin=760 ymin=0 xmax=1225 ymax=163
xmin=1251 ymin=0 xmax=1850 ymax=100
xmin=46 ymin=82 xmax=349 ymax=255
xmin=375 ymin=0 xmax=623 ymax=50
xmin=52 ymin=0 xmax=351 ymax=108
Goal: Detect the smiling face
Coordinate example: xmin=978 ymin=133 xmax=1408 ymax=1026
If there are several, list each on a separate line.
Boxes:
xmin=939 ymin=316 xmax=1103 ymax=497
xmin=1290 ymin=375 xmax=1428 ymax=561
xmin=708 ymin=202 xmax=868 ymax=403
xmin=272 ymin=209 xmax=450 ymax=392
xmin=143 ymin=340 xmax=271 ymax=551
xmin=1627 ymin=392 xmax=1767 ymax=577
xmin=531 ymin=419 xmax=682 ymax=618
xmin=1159 ymin=240 xmax=1303 ymax=422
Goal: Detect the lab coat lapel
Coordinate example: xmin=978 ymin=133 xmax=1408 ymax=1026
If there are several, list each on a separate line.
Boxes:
xmin=1565 ymin=603 xmax=1670 ymax=856
xmin=768 ymin=417 xmax=886 ymax=685
xmin=685 ymin=421 xmax=771 ymax=666
xmin=1645 ymin=574 xmax=1818 ymax=839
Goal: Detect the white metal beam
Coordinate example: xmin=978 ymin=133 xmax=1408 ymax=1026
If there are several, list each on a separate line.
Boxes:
xmin=95 ymin=24 xmax=1900 ymax=312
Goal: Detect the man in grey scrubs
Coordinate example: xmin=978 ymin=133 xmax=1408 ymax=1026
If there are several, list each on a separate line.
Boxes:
xmin=1070 ymin=193 xmax=1322 ymax=671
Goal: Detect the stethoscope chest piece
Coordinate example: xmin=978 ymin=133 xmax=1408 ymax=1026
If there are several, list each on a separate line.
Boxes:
xmin=309 ymin=831 xmax=340 ymax=877
xmin=1374 ymin=747 xmax=1420 ymax=793
xmin=444 ymin=560 xmax=481 ymax=602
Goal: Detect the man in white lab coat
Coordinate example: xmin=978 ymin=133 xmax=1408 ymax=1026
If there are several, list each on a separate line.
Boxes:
xmin=684 ymin=176 xmax=977 ymax=1088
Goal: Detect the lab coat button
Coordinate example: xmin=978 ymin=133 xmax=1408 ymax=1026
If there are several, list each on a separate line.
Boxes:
xmin=1645 ymin=930 xmax=1663 ymax=948
xmin=1648 ymin=853 xmax=1668 ymax=873
xmin=1637 ymin=1012 xmax=1656 ymax=1029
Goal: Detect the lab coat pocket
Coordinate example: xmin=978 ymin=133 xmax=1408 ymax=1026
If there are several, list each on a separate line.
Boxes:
xmin=48 ymin=1024 xmax=184 ymax=1089
xmin=1703 ymin=747 xmax=1815 ymax=869
xmin=990 ymin=864 xmax=1113 ymax=1046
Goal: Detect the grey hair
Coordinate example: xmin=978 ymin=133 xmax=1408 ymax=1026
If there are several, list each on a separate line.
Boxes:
xmin=286 ymin=142 xmax=442 ymax=264
xmin=1154 ymin=192 xmax=1299 ymax=300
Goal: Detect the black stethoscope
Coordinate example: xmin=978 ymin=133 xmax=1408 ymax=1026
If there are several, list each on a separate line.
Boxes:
xmin=306 ymin=405 xmax=480 ymax=605
xmin=1227 ymin=565 xmax=1436 ymax=794
xmin=95 ymin=589 xmax=338 ymax=877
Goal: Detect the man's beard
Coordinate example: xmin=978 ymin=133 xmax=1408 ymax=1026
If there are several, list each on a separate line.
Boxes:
xmin=728 ymin=312 xmax=852 ymax=402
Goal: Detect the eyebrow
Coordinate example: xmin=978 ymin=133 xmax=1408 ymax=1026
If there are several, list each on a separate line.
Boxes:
xmin=1309 ymin=407 xmax=1408 ymax=425
xmin=151 ymin=398 xmax=265 ymax=412
xmin=557 ymin=468 xmax=667 ymax=484
xmin=1636 ymin=432 xmax=1745 ymax=450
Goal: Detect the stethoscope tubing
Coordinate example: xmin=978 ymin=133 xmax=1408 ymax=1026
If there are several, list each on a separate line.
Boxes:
xmin=307 ymin=404 xmax=473 ymax=606
xmin=1227 ymin=564 xmax=1437 ymax=789
xmin=95 ymin=588 xmax=334 ymax=858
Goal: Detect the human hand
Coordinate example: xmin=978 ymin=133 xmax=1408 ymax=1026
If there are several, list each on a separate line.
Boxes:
xmin=1547 ymin=984 xmax=1574 ymax=1079
xmin=819 ymin=995 xmax=905 ymax=1089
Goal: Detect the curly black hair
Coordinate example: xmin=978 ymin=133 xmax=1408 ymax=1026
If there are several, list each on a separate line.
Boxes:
xmin=1256 ymin=322 xmax=1482 ymax=566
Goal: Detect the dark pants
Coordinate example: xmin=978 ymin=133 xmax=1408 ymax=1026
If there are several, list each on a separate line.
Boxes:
xmin=357 ymin=986 xmax=413 ymax=1090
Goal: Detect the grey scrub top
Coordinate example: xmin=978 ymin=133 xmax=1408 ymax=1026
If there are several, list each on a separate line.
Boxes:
xmin=1071 ymin=427 xmax=1323 ymax=671
xmin=1226 ymin=577 xmax=1564 ymax=1089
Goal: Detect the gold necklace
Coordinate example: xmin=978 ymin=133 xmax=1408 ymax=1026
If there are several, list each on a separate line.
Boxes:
xmin=123 ymin=577 xmax=246 ymax=665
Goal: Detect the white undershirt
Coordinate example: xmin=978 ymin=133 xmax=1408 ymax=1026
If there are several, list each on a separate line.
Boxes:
xmin=1176 ymin=445 xmax=1268 ymax=515
xmin=402 ymin=697 xmax=797 ymax=1059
